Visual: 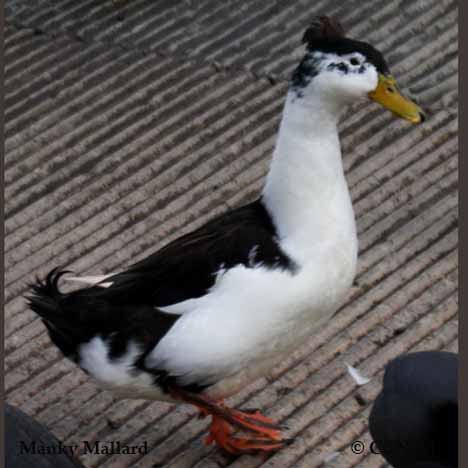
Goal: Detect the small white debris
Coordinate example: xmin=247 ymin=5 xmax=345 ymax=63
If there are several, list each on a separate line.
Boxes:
xmin=345 ymin=363 xmax=371 ymax=386
xmin=323 ymin=451 xmax=340 ymax=463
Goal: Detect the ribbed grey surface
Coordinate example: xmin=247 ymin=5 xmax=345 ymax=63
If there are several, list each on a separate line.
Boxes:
xmin=5 ymin=1 xmax=458 ymax=467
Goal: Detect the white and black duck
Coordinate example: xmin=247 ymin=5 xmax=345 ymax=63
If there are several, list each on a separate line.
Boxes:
xmin=28 ymin=16 xmax=424 ymax=453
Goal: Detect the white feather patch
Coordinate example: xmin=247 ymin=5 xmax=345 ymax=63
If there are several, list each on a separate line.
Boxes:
xmin=345 ymin=363 xmax=371 ymax=386
xmin=64 ymin=275 xmax=113 ymax=288
xmin=79 ymin=337 xmax=164 ymax=400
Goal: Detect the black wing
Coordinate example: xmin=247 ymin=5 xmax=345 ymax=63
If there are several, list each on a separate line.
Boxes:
xmin=29 ymin=199 xmax=294 ymax=392
xmin=84 ymin=199 xmax=294 ymax=307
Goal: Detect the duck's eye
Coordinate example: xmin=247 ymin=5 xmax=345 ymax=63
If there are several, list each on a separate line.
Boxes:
xmin=386 ymin=87 xmax=395 ymax=93
xmin=350 ymin=58 xmax=360 ymax=66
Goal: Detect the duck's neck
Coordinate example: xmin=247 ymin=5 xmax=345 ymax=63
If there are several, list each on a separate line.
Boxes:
xmin=262 ymin=90 xmax=357 ymax=261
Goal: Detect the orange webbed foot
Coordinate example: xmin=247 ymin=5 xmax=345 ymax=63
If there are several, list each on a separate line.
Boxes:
xmin=226 ymin=407 xmax=284 ymax=441
xmin=204 ymin=415 xmax=290 ymax=454
xmin=168 ymin=386 xmax=291 ymax=454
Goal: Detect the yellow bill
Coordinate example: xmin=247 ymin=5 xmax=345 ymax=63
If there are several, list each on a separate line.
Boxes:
xmin=368 ymin=74 xmax=424 ymax=124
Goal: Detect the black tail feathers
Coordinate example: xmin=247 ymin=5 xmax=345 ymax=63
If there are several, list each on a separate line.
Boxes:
xmin=26 ymin=268 xmax=82 ymax=359
xmin=27 ymin=268 xmax=70 ymax=318
xmin=26 ymin=268 xmax=181 ymax=368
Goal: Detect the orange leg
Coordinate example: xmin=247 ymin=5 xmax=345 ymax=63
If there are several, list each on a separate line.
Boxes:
xmin=169 ymin=386 xmax=292 ymax=454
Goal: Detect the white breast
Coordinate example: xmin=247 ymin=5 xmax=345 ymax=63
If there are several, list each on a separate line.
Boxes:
xmin=146 ymin=238 xmax=356 ymax=394
xmin=146 ymin=89 xmax=359 ymax=398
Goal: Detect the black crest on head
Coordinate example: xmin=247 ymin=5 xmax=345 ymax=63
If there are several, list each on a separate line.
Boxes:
xmin=300 ymin=15 xmax=389 ymax=75
xmin=302 ymin=16 xmax=345 ymax=44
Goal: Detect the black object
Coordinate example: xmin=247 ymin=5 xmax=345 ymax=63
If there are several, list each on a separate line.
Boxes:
xmin=369 ymin=351 xmax=458 ymax=468
xmin=6 ymin=403 xmax=85 ymax=468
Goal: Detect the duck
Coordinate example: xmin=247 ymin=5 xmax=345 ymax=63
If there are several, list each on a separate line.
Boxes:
xmin=28 ymin=16 xmax=424 ymax=454
xmin=369 ymin=351 xmax=458 ymax=468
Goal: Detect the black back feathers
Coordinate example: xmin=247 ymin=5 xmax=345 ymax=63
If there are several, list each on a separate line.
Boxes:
xmin=97 ymin=199 xmax=294 ymax=307
xmin=27 ymin=199 xmax=293 ymax=387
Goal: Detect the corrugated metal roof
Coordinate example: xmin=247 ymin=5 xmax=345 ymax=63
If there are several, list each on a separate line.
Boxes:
xmin=5 ymin=1 xmax=458 ymax=467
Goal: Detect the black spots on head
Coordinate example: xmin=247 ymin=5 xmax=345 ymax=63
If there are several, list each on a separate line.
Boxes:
xmin=337 ymin=63 xmax=348 ymax=74
xmin=292 ymin=18 xmax=390 ymax=98
xmin=290 ymin=54 xmax=321 ymax=98
xmin=290 ymin=66 xmax=312 ymax=98
xmin=301 ymin=16 xmax=389 ymax=75
xmin=327 ymin=62 xmax=349 ymax=74
xmin=306 ymin=37 xmax=389 ymax=75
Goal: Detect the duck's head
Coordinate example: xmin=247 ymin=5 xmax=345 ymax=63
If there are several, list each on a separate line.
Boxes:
xmin=291 ymin=16 xmax=424 ymax=123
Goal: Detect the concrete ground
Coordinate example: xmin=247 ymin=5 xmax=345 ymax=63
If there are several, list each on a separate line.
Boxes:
xmin=5 ymin=1 xmax=458 ymax=467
